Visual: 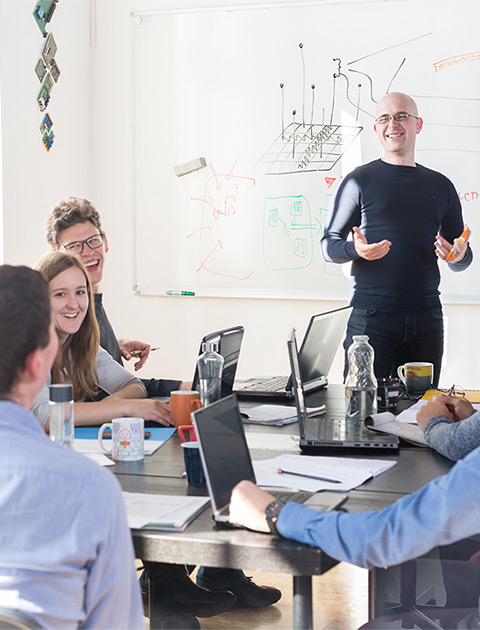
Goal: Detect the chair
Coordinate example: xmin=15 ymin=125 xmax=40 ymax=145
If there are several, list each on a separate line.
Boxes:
xmin=0 ymin=607 xmax=43 ymax=630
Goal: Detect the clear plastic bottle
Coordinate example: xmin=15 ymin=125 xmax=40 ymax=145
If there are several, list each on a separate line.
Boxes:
xmin=345 ymin=335 xmax=377 ymax=423
xmin=197 ymin=341 xmax=224 ymax=407
xmin=49 ymin=384 xmax=74 ymax=447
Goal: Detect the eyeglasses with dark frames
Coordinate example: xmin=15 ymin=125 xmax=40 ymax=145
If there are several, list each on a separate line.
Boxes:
xmin=63 ymin=233 xmax=105 ymax=255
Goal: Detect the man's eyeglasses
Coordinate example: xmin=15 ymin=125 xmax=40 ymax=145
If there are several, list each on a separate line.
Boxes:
xmin=63 ymin=233 xmax=105 ymax=255
xmin=375 ymin=112 xmax=419 ymax=125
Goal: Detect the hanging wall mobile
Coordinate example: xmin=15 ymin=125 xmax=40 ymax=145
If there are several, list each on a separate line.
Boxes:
xmin=33 ymin=1 xmax=60 ymax=152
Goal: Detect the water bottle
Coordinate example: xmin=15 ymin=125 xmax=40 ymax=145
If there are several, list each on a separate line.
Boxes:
xmin=345 ymin=335 xmax=377 ymax=423
xmin=49 ymin=384 xmax=74 ymax=447
xmin=197 ymin=341 xmax=224 ymax=407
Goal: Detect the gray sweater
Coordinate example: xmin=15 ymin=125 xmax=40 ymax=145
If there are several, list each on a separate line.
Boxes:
xmin=424 ymin=411 xmax=480 ymax=461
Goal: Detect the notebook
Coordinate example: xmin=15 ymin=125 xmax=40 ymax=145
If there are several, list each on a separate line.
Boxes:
xmin=192 ymin=326 xmax=244 ymax=398
xmin=192 ymin=394 xmax=348 ymax=525
xmin=233 ymin=306 xmax=352 ymax=399
xmin=287 ymin=328 xmax=399 ymax=453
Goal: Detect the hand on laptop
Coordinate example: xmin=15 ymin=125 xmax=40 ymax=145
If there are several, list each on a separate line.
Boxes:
xmin=229 ymin=480 xmax=276 ymax=533
xmin=118 ymin=339 xmax=151 ymax=370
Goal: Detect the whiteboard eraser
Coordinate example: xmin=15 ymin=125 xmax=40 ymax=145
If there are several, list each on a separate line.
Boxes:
xmin=174 ymin=157 xmax=207 ymax=177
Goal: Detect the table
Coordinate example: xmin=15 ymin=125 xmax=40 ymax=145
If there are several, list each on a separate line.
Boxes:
xmin=112 ymin=384 xmax=454 ymax=629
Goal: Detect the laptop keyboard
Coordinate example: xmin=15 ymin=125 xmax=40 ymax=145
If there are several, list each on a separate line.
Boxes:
xmin=270 ymin=489 xmax=311 ymax=504
xmin=248 ymin=376 xmax=289 ymax=392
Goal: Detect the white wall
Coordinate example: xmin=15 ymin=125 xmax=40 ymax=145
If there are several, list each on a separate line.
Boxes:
xmin=1 ymin=0 xmax=479 ymax=388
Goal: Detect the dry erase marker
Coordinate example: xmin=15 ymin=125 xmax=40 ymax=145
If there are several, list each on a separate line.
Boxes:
xmin=446 ymin=226 xmax=469 ymax=262
xmin=166 ymin=290 xmax=195 ymax=296
xmin=130 ymin=347 xmax=161 ymax=356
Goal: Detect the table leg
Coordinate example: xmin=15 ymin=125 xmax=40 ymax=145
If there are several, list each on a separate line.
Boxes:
xmin=293 ymin=574 xmax=313 ymax=630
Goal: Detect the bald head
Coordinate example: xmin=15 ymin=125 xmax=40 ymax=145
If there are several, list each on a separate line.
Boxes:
xmin=376 ymin=92 xmax=418 ymax=118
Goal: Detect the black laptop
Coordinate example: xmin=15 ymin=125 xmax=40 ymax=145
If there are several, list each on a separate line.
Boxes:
xmin=192 ymin=326 xmax=244 ymax=398
xmin=287 ymin=329 xmax=399 ymax=453
xmin=233 ymin=306 xmax=352 ymax=399
xmin=192 ymin=395 xmax=348 ymax=525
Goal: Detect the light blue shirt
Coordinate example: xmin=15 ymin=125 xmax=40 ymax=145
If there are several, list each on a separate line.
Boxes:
xmin=0 ymin=401 xmax=144 ymax=629
xmin=277 ymin=444 xmax=480 ymax=570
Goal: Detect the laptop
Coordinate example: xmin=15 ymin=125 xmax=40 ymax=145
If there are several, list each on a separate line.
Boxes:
xmin=287 ymin=328 xmax=399 ymax=453
xmin=192 ymin=326 xmax=244 ymax=398
xmin=233 ymin=306 xmax=352 ymax=399
xmin=192 ymin=394 xmax=348 ymax=525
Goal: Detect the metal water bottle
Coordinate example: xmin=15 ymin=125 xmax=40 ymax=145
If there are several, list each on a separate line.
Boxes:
xmin=49 ymin=384 xmax=74 ymax=447
xmin=196 ymin=341 xmax=224 ymax=407
xmin=345 ymin=335 xmax=377 ymax=423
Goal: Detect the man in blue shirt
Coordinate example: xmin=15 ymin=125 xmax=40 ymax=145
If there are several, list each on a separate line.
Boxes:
xmin=229 ymin=447 xmax=480 ymax=619
xmin=321 ymin=92 xmax=472 ymax=384
xmin=0 ymin=265 xmax=144 ymax=629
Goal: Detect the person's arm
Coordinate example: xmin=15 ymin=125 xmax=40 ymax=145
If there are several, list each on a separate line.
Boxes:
xmin=72 ymin=394 xmax=173 ymax=426
xmin=320 ymin=174 xmax=390 ymax=263
xmin=434 ymin=181 xmax=473 ymax=270
xmin=82 ymin=473 xmax=144 ymax=629
xmin=230 ymin=449 xmax=480 ymax=569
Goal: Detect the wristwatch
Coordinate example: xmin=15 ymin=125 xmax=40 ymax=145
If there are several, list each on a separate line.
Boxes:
xmin=265 ymin=499 xmax=285 ymax=535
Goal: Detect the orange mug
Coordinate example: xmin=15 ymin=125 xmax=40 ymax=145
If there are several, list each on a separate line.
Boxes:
xmin=170 ymin=390 xmax=202 ymax=429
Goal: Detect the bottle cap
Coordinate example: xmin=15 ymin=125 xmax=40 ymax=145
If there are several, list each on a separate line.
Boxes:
xmin=202 ymin=341 xmax=219 ymax=353
xmin=49 ymin=383 xmax=73 ymax=403
xmin=352 ymin=335 xmax=369 ymax=342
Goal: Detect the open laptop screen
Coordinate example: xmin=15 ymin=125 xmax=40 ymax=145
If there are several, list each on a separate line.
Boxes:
xmin=287 ymin=328 xmax=309 ymax=438
xmin=192 ymin=395 xmax=256 ymax=514
xmin=192 ymin=326 xmax=244 ymax=398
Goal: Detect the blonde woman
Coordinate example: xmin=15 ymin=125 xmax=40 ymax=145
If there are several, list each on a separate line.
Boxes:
xmin=32 ymin=252 xmax=172 ymax=428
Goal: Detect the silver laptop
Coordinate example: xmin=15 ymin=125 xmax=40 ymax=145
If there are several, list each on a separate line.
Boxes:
xmin=192 ymin=395 xmax=348 ymax=525
xmin=233 ymin=306 xmax=352 ymax=399
xmin=287 ymin=329 xmax=399 ymax=452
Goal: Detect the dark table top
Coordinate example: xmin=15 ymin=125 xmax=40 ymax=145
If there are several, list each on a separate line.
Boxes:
xmin=113 ymin=383 xmax=455 ymax=573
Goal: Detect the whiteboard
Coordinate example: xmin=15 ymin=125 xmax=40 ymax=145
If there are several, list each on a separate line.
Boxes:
xmin=131 ymin=0 xmax=480 ymax=301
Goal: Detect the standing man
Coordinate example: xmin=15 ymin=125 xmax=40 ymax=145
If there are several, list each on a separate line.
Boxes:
xmin=321 ymin=92 xmax=472 ymax=384
xmin=0 ymin=265 xmax=144 ymax=629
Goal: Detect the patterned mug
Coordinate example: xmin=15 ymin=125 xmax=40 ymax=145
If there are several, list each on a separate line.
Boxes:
xmin=98 ymin=417 xmax=144 ymax=461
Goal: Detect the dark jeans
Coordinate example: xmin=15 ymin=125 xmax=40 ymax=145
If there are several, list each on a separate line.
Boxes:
xmin=344 ymin=307 xmax=444 ymax=386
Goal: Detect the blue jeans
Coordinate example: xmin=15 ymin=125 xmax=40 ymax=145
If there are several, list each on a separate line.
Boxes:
xmin=344 ymin=307 xmax=444 ymax=386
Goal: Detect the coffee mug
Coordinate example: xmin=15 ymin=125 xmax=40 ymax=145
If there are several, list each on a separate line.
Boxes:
xmin=397 ymin=362 xmax=434 ymax=394
xmin=98 ymin=417 xmax=144 ymax=461
xmin=170 ymin=390 xmax=202 ymax=429
xmin=181 ymin=441 xmax=206 ymax=487
xmin=178 ymin=425 xmax=197 ymax=443
xmin=376 ymin=377 xmax=403 ymax=412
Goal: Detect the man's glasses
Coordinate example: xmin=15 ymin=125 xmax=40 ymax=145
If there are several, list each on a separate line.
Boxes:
xmin=375 ymin=112 xmax=419 ymax=125
xmin=63 ymin=233 xmax=105 ymax=255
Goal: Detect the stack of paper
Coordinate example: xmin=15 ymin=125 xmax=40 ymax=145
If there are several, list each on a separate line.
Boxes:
xmin=253 ymin=453 xmax=396 ymax=492
xmin=242 ymin=404 xmax=325 ymax=426
xmin=122 ymin=492 xmax=209 ymax=531
xmin=365 ymin=412 xmax=428 ymax=446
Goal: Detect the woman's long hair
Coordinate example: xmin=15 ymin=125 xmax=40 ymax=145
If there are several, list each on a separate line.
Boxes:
xmin=35 ymin=252 xmax=100 ymax=400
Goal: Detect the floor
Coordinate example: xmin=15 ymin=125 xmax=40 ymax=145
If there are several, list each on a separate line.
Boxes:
xmin=143 ymin=563 xmax=369 ymax=630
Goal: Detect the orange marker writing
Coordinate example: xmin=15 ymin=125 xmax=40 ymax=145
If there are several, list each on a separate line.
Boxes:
xmin=446 ymin=226 xmax=469 ymax=262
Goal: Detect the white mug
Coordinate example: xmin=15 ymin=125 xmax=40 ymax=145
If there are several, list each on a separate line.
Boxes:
xmin=98 ymin=417 xmax=144 ymax=461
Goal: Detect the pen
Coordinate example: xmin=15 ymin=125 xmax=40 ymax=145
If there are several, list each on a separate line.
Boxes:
xmin=447 ymin=384 xmax=455 ymax=397
xmin=130 ymin=347 xmax=161 ymax=356
xmin=446 ymin=226 xmax=469 ymax=262
xmin=166 ymin=290 xmax=195 ymax=296
xmin=277 ymin=468 xmax=342 ymax=484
